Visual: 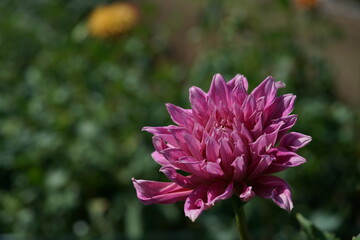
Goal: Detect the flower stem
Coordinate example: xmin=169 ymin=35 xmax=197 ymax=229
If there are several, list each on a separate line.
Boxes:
xmin=232 ymin=196 xmax=250 ymax=240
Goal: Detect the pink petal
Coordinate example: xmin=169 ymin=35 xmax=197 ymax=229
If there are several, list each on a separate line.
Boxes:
xmin=143 ymin=125 xmax=184 ymax=147
xmin=266 ymin=94 xmax=296 ymax=121
xmin=264 ymin=121 xmax=284 ymax=146
xmin=270 ymin=114 xmax=298 ymax=140
xmin=184 ymin=182 xmax=233 ymax=221
xmin=201 ymin=160 xmax=225 ymax=178
xmin=207 ymin=182 xmax=234 ymax=205
xmin=132 ymin=179 xmax=192 ymax=205
xmin=249 ymin=134 xmax=268 ymax=157
xmin=280 ymin=132 xmax=312 ymax=151
xmin=248 ymin=155 xmax=273 ymax=179
xmin=166 ymin=103 xmax=194 ymax=128
xmin=151 ymin=151 xmax=175 ymax=168
xmin=242 ymin=95 xmax=257 ymax=121
xmin=219 ymin=138 xmax=234 ymax=174
xmin=232 ymin=133 xmax=249 ymax=158
xmin=253 ymin=176 xmax=293 ymax=212
xmin=251 ymin=112 xmax=264 ymax=137
xmin=251 ymin=76 xmax=277 ymax=107
xmin=229 ymin=74 xmax=248 ymax=91
xmin=206 ymin=136 xmax=220 ymax=162
xmin=208 ymin=74 xmax=229 ymax=106
xmin=177 ymin=157 xmax=211 ymax=180
xmin=266 ymin=148 xmax=306 ymax=173
xmin=227 ymin=74 xmax=247 ymax=90
xmin=189 ymin=86 xmax=208 ymax=124
xmin=184 ymin=184 xmax=210 ymax=221
xmin=152 ymin=136 xmax=168 ymax=152
xmin=275 ymin=81 xmax=286 ymax=89
xmin=229 ymin=75 xmax=248 ymax=105
xmin=231 ymin=155 xmax=246 ymax=181
xmin=239 ymin=185 xmax=255 ymax=202
xmin=160 ymin=166 xmax=199 ymax=188
xmin=161 ymin=148 xmax=187 ymax=162
xmin=184 ymin=133 xmax=203 ymax=160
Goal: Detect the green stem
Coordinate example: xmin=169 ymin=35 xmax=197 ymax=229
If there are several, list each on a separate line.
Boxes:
xmin=232 ymin=196 xmax=250 ymax=240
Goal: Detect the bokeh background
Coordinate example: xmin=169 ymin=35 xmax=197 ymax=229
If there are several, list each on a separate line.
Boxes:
xmin=0 ymin=0 xmax=359 ymax=239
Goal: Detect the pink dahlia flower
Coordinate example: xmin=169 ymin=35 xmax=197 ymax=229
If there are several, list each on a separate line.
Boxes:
xmin=132 ymin=74 xmax=311 ymax=221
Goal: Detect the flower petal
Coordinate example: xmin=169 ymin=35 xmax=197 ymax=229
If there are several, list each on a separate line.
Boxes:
xmin=208 ymin=74 xmax=229 ymax=106
xmin=280 ymin=132 xmax=312 ymax=151
xmin=206 ymin=136 xmax=220 ymax=162
xmin=251 ymin=76 xmax=277 ymax=107
xmin=248 ymin=155 xmax=273 ymax=179
xmin=151 ymin=151 xmax=175 ymax=168
xmin=219 ymin=138 xmax=234 ymax=174
xmin=207 ymin=182 xmax=234 ymax=205
xmin=184 ymin=184 xmax=210 ymax=221
xmin=239 ymin=185 xmax=255 ymax=202
xmin=189 ymin=86 xmax=208 ymax=124
xmin=166 ymin=103 xmax=194 ymax=128
xmin=160 ymin=166 xmax=199 ymax=188
xmin=253 ymin=176 xmax=293 ymax=212
xmin=266 ymin=94 xmax=296 ymax=121
xmin=266 ymin=148 xmax=306 ymax=173
xmin=231 ymin=155 xmax=246 ymax=182
xmin=132 ymin=179 xmax=192 ymax=205
xmin=184 ymin=133 xmax=203 ymax=160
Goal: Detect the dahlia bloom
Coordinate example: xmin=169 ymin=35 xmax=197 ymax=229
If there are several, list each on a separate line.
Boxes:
xmin=133 ymin=74 xmax=311 ymax=221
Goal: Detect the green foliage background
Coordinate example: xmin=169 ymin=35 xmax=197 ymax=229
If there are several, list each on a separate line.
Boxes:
xmin=0 ymin=0 xmax=358 ymax=239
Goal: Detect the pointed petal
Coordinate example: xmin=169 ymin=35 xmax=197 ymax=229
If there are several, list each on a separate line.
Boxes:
xmin=239 ymin=185 xmax=255 ymax=202
xmin=166 ymin=103 xmax=194 ymax=128
xmin=231 ymin=155 xmax=246 ymax=181
xmin=160 ymin=166 xmax=199 ymax=188
xmin=219 ymin=138 xmax=234 ymax=174
xmin=275 ymin=81 xmax=286 ymax=89
xmin=132 ymin=179 xmax=192 ymax=205
xmin=253 ymin=176 xmax=293 ymax=212
xmin=184 ymin=133 xmax=203 ymax=160
xmin=161 ymin=148 xmax=187 ymax=162
xmin=251 ymin=76 xmax=277 ymax=107
xmin=242 ymin=95 xmax=257 ymax=121
xmin=249 ymin=134 xmax=268 ymax=156
xmin=266 ymin=148 xmax=306 ymax=173
xmin=270 ymin=114 xmax=298 ymax=140
xmin=143 ymin=125 xmax=184 ymax=147
xmin=248 ymin=155 xmax=273 ymax=179
xmin=264 ymin=121 xmax=285 ymax=146
xmin=201 ymin=160 xmax=225 ymax=178
xmin=208 ymin=74 xmax=229 ymax=106
xmin=189 ymin=86 xmax=208 ymax=124
xmin=151 ymin=151 xmax=175 ymax=168
xmin=229 ymin=74 xmax=248 ymax=104
xmin=229 ymin=74 xmax=248 ymax=91
xmin=266 ymin=94 xmax=296 ymax=121
xmin=206 ymin=136 xmax=220 ymax=162
xmin=207 ymin=182 xmax=234 ymax=205
xmin=184 ymin=184 xmax=210 ymax=221
xmin=177 ymin=157 xmax=210 ymax=180
xmin=152 ymin=136 xmax=168 ymax=152
xmin=280 ymin=132 xmax=312 ymax=151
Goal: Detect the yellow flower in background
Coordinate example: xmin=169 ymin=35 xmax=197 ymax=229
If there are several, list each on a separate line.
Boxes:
xmin=87 ymin=2 xmax=139 ymax=38
xmin=294 ymin=0 xmax=318 ymax=9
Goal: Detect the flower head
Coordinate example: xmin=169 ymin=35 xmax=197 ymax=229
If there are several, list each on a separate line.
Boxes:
xmin=87 ymin=2 xmax=138 ymax=38
xmin=133 ymin=74 xmax=311 ymax=221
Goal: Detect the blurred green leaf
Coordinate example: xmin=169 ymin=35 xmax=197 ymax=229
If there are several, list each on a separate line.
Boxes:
xmin=296 ymin=213 xmax=340 ymax=240
xmin=353 ymin=234 xmax=360 ymax=240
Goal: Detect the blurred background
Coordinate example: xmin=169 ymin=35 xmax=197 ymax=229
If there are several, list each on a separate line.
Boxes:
xmin=0 ymin=0 xmax=359 ymax=239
